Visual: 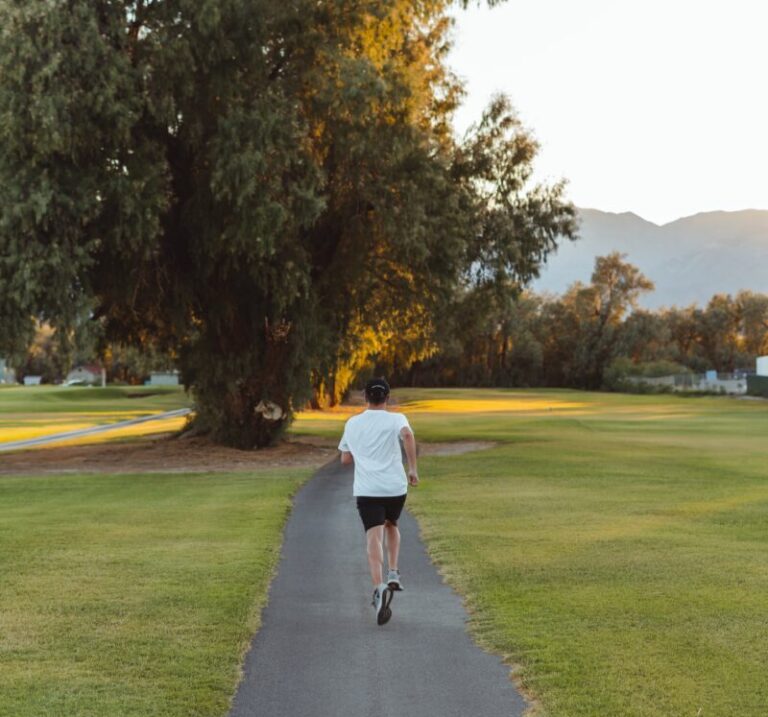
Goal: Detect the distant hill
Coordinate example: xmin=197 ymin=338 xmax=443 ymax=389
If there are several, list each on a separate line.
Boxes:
xmin=533 ymin=208 xmax=768 ymax=308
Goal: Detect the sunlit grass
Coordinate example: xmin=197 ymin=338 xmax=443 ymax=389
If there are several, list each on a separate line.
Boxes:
xmin=400 ymin=397 xmax=586 ymax=414
xmin=293 ymin=408 xmax=352 ymax=421
xmin=0 ymin=409 xmax=159 ymax=422
xmin=293 ymin=388 xmax=768 ymax=717
xmin=0 ymin=420 xmax=115 ymax=442
xmin=0 ymin=386 xmax=193 ymax=447
xmin=292 ymin=387 xmax=768 ymax=442
xmin=294 ymin=389 xmax=587 ymax=418
xmin=0 ymin=415 xmax=190 ymax=448
xmin=0 ymin=385 xmax=189 ymax=412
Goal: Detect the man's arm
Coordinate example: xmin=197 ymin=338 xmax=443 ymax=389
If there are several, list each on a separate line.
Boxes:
xmin=338 ymin=424 xmax=352 ymax=465
xmin=400 ymin=426 xmax=419 ymax=486
xmin=340 ymin=451 xmax=354 ymax=465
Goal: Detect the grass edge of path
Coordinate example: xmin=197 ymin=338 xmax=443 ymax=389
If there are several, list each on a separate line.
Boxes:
xmin=0 ymin=464 xmax=330 ymax=717
xmin=406 ymin=450 xmax=544 ymax=717
xmin=222 ymin=461 xmax=334 ymax=716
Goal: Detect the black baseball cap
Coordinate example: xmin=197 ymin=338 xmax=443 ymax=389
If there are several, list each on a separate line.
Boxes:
xmin=364 ymin=377 xmax=390 ymax=403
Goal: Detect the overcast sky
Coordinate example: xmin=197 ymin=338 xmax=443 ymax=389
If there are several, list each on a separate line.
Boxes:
xmin=448 ymin=0 xmax=768 ymax=225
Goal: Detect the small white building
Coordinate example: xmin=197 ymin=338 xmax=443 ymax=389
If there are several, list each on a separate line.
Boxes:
xmin=757 ymin=356 xmax=768 ymax=377
xmin=66 ymin=363 xmax=104 ymax=386
xmin=23 ymin=375 xmax=42 ymax=385
xmin=148 ymin=370 xmax=180 ymax=386
xmin=0 ymin=357 xmax=15 ymax=384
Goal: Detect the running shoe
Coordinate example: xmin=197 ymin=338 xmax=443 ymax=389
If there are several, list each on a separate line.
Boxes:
xmin=371 ymin=584 xmax=393 ymax=625
xmin=387 ymin=569 xmax=403 ymax=591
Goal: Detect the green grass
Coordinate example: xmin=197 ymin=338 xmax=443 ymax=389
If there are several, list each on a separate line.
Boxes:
xmin=0 ymin=385 xmax=193 ymax=444
xmin=0 ymin=384 xmax=191 ymax=415
xmin=0 ymin=468 xmax=311 ymax=717
xmin=294 ymin=388 xmax=768 ymax=717
xmin=5 ymin=387 xmax=766 ymax=716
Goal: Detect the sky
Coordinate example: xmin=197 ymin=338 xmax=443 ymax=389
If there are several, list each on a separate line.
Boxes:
xmin=448 ymin=0 xmax=768 ymax=225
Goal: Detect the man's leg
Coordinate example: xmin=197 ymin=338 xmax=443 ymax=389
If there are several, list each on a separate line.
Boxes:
xmin=365 ymin=525 xmax=385 ymax=587
xmin=384 ymin=520 xmax=400 ymax=571
xmin=366 ymin=523 xmax=394 ymax=625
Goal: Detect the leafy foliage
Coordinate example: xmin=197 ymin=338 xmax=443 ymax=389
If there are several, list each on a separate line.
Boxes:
xmin=398 ymin=255 xmax=768 ymax=390
xmin=0 ymin=0 xmax=575 ymax=446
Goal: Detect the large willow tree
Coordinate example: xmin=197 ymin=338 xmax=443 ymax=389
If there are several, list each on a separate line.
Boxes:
xmin=0 ymin=0 xmax=576 ymax=447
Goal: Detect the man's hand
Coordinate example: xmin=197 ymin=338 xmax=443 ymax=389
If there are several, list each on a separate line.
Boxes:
xmin=408 ymin=470 xmax=419 ymax=486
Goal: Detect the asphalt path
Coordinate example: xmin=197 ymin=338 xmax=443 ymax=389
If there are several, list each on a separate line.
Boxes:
xmin=229 ymin=459 xmax=527 ymax=717
xmin=0 ymin=408 xmax=191 ymax=452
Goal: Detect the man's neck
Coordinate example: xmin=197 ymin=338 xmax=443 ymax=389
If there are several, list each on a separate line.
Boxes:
xmin=366 ymin=403 xmax=387 ymax=411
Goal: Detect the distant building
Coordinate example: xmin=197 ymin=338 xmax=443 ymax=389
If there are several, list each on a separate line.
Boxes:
xmin=66 ymin=363 xmax=104 ymax=385
xmin=0 ymin=357 xmax=16 ymax=384
xmin=147 ymin=370 xmax=180 ymax=386
xmin=748 ymin=356 xmax=768 ymax=397
xmin=23 ymin=375 xmax=42 ymax=385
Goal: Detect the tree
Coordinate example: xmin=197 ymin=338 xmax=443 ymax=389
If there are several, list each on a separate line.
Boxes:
xmin=619 ymin=309 xmax=670 ymax=364
xmin=737 ymin=291 xmax=768 ymax=358
xmin=534 ymin=254 xmax=653 ymax=389
xmin=15 ymin=320 xmax=66 ymax=383
xmin=392 ymin=96 xmax=578 ymax=390
xmin=658 ymin=306 xmax=706 ymax=371
xmin=0 ymin=0 xmax=326 ymax=446
xmin=301 ymin=1 xmax=471 ymax=407
xmin=694 ymin=294 xmax=746 ymax=372
xmin=0 ymin=1 xmax=575 ymax=447
xmin=573 ymin=253 xmax=654 ymax=388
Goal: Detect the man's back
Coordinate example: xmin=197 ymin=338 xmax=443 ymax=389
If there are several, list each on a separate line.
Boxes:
xmin=339 ymin=409 xmax=410 ymax=497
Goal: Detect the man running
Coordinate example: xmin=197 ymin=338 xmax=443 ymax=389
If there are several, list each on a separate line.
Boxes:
xmin=338 ymin=377 xmax=419 ymax=625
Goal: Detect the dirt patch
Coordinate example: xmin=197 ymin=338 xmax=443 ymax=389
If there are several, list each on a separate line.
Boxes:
xmin=420 ymin=441 xmax=496 ymax=457
xmin=0 ymin=433 xmax=339 ymax=476
xmin=0 ymin=431 xmax=495 ymax=476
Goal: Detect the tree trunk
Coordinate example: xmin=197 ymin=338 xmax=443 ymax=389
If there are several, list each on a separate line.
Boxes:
xmin=179 ymin=320 xmax=296 ymax=449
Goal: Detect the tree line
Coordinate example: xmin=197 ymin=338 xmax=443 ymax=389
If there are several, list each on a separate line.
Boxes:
xmin=14 ymin=252 xmax=768 ymax=398
xmin=391 ymin=253 xmax=768 ymax=391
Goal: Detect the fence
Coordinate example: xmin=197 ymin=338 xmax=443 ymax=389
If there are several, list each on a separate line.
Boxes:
xmin=626 ymin=373 xmax=748 ymax=395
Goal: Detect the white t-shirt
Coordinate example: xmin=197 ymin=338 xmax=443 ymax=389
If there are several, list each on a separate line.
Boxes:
xmin=338 ymin=409 xmax=412 ymax=497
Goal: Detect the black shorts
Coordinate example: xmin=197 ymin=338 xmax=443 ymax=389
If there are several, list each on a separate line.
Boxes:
xmin=356 ymin=494 xmax=407 ymax=532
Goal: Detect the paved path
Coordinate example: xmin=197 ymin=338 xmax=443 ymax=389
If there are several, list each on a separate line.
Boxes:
xmin=0 ymin=408 xmax=191 ymax=452
xmin=229 ymin=460 xmax=527 ymax=717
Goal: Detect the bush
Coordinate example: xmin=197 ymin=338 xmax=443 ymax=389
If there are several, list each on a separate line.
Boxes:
xmin=637 ymin=360 xmax=691 ymax=378
xmin=604 ymin=358 xmax=691 ymax=394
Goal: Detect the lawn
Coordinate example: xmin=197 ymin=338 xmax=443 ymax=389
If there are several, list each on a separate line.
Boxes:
xmin=0 ymin=385 xmax=193 ymax=445
xmin=294 ymin=389 xmax=768 ymax=717
xmin=4 ymin=387 xmax=766 ymax=717
xmin=0 ymin=468 xmax=312 ymax=717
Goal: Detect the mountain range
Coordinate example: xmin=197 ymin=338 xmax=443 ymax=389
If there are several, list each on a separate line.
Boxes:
xmin=533 ymin=208 xmax=768 ymax=309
